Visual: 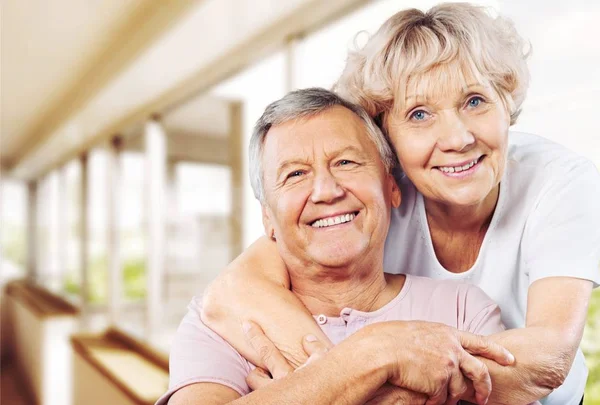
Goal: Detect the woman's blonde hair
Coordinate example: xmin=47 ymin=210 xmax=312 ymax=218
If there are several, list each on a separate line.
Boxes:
xmin=334 ymin=2 xmax=530 ymax=126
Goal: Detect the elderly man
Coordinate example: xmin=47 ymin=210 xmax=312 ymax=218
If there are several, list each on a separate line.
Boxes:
xmin=156 ymin=88 xmax=517 ymax=405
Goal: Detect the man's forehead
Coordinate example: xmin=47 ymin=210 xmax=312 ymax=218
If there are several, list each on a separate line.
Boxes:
xmin=264 ymin=107 xmax=367 ymax=146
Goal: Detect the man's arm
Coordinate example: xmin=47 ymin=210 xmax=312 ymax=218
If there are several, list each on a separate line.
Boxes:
xmin=167 ymin=332 xmax=391 ymax=405
xmin=169 ymin=383 xmax=241 ymax=405
xmin=167 ymin=320 xmax=505 ymax=405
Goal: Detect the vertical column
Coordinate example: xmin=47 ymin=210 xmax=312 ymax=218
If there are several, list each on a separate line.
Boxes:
xmin=144 ymin=117 xmax=167 ymax=338
xmin=79 ymin=153 xmax=90 ymax=322
xmin=56 ymin=167 xmax=68 ymax=290
xmin=164 ymin=160 xmax=178 ymax=299
xmin=229 ymin=102 xmax=244 ymax=258
xmin=107 ymin=137 xmax=123 ymax=325
xmin=285 ymin=35 xmax=300 ymax=93
xmin=27 ymin=181 xmax=38 ymax=281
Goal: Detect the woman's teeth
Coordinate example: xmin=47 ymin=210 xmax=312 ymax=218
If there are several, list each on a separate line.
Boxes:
xmin=438 ymin=157 xmax=479 ymax=173
xmin=311 ymin=213 xmax=356 ymax=228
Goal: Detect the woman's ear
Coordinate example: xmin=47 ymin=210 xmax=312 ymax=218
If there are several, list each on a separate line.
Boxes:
xmin=387 ymin=173 xmax=401 ymax=208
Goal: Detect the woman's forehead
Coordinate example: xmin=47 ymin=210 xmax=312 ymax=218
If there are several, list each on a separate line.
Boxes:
xmin=396 ymin=60 xmax=491 ymax=109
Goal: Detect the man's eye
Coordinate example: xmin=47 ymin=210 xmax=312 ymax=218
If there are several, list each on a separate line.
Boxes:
xmin=339 ymin=160 xmax=354 ymax=166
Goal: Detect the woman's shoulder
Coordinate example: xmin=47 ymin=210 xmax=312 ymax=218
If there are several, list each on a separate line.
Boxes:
xmin=507 ymin=131 xmax=594 ymax=174
xmin=505 ymin=131 xmax=598 ymax=199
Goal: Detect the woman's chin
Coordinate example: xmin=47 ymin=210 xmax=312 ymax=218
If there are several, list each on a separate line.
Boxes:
xmin=434 ymin=185 xmax=496 ymax=208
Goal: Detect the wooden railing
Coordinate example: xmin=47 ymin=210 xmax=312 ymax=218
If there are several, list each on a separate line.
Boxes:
xmin=71 ymin=328 xmax=169 ymax=405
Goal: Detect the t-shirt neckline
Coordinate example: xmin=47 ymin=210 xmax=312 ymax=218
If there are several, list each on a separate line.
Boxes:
xmin=416 ymin=171 xmax=508 ymax=278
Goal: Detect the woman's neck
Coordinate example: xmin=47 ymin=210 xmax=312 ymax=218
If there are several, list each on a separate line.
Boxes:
xmin=289 ymin=264 xmax=403 ymax=317
xmin=424 ymin=185 xmax=500 ymax=234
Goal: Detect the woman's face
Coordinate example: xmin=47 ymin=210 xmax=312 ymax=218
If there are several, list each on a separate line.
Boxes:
xmin=386 ymin=72 xmax=510 ymax=208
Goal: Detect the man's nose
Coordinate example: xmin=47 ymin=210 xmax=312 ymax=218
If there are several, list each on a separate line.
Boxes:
xmin=436 ymin=112 xmax=476 ymax=153
xmin=310 ymin=170 xmax=345 ymax=204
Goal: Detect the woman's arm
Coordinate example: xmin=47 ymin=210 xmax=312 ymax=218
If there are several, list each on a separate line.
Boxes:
xmin=479 ymin=277 xmax=593 ymax=405
xmin=202 ymin=236 xmax=331 ymax=368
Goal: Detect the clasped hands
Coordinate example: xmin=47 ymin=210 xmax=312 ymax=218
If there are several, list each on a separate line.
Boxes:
xmin=242 ymin=320 xmax=514 ymax=405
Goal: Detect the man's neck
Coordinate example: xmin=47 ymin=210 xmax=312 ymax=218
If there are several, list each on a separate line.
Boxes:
xmin=289 ymin=266 xmax=404 ymax=317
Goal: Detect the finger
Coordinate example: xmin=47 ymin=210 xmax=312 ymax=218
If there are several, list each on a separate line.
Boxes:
xmin=423 ymin=373 xmax=449 ymax=405
xmin=365 ymin=385 xmax=427 ymax=405
xmin=302 ymin=334 xmax=329 ymax=357
xmin=458 ymin=352 xmax=491 ymax=405
xmin=246 ymin=367 xmax=273 ymax=391
xmin=458 ymin=331 xmax=515 ymax=366
xmin=424 ymin=388 xmax=448 ymax=405
xmin=242 ymin=321 xmax=294 ymax=379
xmin=445 ymin=368 xmax=468 ymax=405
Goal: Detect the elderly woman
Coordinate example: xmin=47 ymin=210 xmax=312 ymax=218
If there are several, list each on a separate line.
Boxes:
xmin=201 ymin=3 xmax=600 ymax=405
xmin=158 ymin=88 xmax=519 ymax=405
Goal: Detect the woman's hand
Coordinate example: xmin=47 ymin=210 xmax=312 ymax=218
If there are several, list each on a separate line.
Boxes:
xmin=244 ymin=322 xmax=328 ymax=390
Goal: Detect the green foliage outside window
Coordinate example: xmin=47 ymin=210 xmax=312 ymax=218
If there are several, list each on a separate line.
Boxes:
xmin=584 ymin=287 xmax=600 ymax=404
xmin=63 ymin=255 xmax=146 ymax=303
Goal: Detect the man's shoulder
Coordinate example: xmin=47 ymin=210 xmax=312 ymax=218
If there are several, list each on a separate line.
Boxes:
xmin=403 ymin=276 xmax=502 ymax=334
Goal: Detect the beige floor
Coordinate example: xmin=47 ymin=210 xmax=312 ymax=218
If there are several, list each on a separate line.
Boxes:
xmin=1 ymin=359 xmax=35 ymax=405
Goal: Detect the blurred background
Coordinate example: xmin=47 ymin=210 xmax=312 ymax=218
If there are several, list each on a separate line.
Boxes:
xmin=1 ymin=0 xmax=599 ymax=404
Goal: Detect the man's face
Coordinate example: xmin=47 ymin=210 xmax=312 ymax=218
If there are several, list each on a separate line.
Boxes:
xmin=261 ymin=106 xmax=400 ymax=271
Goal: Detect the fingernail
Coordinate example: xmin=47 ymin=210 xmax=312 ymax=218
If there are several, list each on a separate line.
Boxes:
xmin=507 ymin=352 xmax=515 ymax=364
xmin=242 ymin=322 xmax=252 ymax=334
xmin=305 ymin=334 xmax=318 ymax=342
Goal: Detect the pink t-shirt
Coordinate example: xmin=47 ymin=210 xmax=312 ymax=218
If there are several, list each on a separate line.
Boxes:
xmin=155 ymin=275 xmax=509 ymax=404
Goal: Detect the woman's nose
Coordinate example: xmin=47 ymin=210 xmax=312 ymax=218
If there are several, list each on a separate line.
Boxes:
xmin=436 ymin=112 xmax=476 ymax=152
xmin=310 ymin=171 xmax=345 ymax=204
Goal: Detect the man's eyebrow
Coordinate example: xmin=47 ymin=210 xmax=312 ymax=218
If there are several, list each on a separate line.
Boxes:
xmin=276 ymin=159 xmax=310 ymax=180
xmin=326 ymin=145 xmax=365 ymax=159
xmin=274 ymin=146 xmax=365 ymax=179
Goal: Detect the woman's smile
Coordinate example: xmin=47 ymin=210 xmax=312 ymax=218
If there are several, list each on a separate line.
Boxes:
xmin=433 ymin=155 xmax=486 ymax=179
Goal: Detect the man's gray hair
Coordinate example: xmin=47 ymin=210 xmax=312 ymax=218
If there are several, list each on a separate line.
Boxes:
xmin=249 ymin=87 xmax=397 ymax=203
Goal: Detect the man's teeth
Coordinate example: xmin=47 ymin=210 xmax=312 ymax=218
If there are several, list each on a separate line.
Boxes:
xmin=438 ymin=158 xmax=479 ymax=173
xmin=311 ymin=213 xmax=355 ymax=228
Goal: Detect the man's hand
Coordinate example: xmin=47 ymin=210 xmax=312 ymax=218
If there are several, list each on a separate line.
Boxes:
xmin=365 ymin=384 xmax=428 ymax=405
xmin=349 ymin=321 xmax=514 ymax=405
xmin=243 ymin=319 xmax=514 ymax=405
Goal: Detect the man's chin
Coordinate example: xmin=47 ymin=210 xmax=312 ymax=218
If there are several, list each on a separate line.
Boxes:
xmin=307 ymin=249 xmax=365 ymax=270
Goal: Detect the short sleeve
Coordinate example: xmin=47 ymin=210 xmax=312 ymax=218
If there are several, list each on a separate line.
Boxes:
xmin=154 ymin=297 xmax=251 ymax=405
xmin=459 ymin=284 xmax=505 ymax=336
xmin=522 ymin=160 xmax=600 ymax=287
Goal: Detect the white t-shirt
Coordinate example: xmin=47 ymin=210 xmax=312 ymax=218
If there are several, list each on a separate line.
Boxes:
xmin=383 ymin=132 xmax=600 ymax=405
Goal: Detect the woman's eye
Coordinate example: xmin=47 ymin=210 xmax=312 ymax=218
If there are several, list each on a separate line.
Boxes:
xmin=467 ymin=96 xmax=484 ymax=108
xmin=409 ymin=110 xmax=429 ymax=121
xmin=339 ymin=159 xmax=354 ymax=166
xmin=287 ymin=170 xmax=304 ymax=179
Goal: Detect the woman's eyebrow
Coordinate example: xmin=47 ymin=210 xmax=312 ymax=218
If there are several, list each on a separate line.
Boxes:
xmin=401 ymin=83 xmax=488 ymax=109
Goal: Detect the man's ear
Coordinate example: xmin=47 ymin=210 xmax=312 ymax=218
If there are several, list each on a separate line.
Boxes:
xmin=387 ymin=173 xmax=401 ymax=208
xmin=261 ymin=205 xmax=276 ymax=240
